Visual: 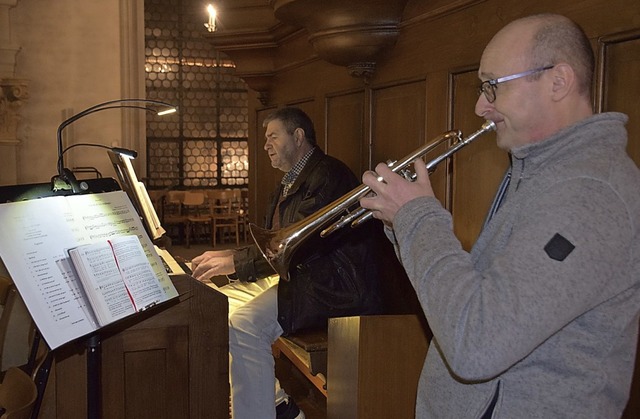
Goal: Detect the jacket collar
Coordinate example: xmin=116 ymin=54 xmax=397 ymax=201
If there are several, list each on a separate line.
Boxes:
xmin=283 ymin=148 xmax=326 ymax=197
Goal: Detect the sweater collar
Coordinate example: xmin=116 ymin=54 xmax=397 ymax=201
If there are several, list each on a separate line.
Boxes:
xmin=510 ymin=112 xmax=628 ymax=166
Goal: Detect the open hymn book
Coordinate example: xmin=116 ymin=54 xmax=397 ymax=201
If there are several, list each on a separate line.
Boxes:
xmin=0 ymin=190 xmax=178 ymax=350
xmin=68 ymin=234 xmax=169 ymax=326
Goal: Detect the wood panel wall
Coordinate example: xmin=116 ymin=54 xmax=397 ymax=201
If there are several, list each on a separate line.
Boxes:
xmin=244 ymin=0 xmax=640 ymax=416
xmin=598 ymin=27 xmax=640 ymax=419
xmin=247 ymin=0 xmax=639 ymax=227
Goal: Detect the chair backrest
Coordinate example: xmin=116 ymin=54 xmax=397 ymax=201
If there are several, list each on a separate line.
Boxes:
xmin=182 ymin=191 xmax=206 ymax=207
xmin=0 ymin=367 xmax=37 ymax=419
xmin=163 ymin=191 xmax=186 ymax=220
xmin=228 ymin=190 xmax=245 ymax=214
xmin=166 ymin=190 xmax=185 ymax=204
xmin=209 ymin=190 xmax=234 ymax=216
xmin=182 ymin=191 xmax=209 ymax=217
xmin=239 ymin=190 xmax=249 ymax=216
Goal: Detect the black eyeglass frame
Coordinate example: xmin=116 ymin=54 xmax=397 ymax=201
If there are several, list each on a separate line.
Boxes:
xmin=477 ymin=65 xmax=555 ymax=103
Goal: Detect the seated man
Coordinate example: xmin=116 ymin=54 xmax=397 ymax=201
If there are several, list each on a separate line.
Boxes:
xmin=192 ymin=107 xmax=387 ymax=419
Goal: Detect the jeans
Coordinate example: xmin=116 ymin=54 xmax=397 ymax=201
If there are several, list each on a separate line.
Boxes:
xmin=216 ymin=276 xmax=289 ymax=419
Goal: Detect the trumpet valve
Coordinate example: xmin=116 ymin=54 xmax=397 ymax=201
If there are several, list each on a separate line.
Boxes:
xmin=398 ymin=167 xmax=414 ymax=181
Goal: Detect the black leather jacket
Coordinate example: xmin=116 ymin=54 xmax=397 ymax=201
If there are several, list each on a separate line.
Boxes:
xmin=233 ymin=148 xmax=385 ymax=334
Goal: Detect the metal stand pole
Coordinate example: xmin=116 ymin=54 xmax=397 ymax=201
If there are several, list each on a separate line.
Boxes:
xmin=86 ymin=334 xmax=102 ymax=419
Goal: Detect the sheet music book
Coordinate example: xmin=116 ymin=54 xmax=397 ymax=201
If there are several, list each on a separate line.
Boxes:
xmin=0 ymin=190 xmax=178 ymax=349
xmin=68 ymin=235 xmax=170 ymax=326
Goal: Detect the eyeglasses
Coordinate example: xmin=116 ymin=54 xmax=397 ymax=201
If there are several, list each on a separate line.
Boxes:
xmin=477 ymin=65 xmax=554 ymax=103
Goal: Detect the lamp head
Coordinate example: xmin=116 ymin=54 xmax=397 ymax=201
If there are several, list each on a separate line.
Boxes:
xmin=111 ymin=147 xmax=138 ymax=159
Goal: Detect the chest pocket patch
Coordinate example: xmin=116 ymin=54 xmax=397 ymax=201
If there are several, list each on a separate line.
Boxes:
xmin=544 ymin=233 xmax=575 ymax=261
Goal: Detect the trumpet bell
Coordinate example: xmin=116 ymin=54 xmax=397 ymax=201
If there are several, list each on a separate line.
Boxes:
xmin=249 ymin=223 xmax=292 ymax=280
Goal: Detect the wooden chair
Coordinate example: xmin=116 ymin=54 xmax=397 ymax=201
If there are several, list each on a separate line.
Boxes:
xmin=182 ymin=191 xmax=212 ymax=248
xmin=0 ymin=367 xmax=37 ymax=419
xmin=162 ymin=191 xmax=188 ymax=245
xmin=209 ymin=190 xmax=240 ymax=247
xmin=235 ymin=189 xmax=250 ymax=243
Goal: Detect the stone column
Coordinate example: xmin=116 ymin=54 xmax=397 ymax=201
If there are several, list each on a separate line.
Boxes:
xmin=0 ymin=0 xmax=28 ymax=186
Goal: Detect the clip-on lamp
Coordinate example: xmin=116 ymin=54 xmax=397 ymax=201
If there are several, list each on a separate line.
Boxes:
xmin=51 ymin=98 xmax=177 ymax=193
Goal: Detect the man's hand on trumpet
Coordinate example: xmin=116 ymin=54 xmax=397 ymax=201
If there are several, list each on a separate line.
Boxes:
xmin=360 ymin=158 xmax=435 ymax=225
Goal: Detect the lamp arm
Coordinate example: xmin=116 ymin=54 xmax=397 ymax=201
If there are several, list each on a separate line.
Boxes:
xmin=58 ymin=143 xmax=138 ymax=171
xmin=56 ymin=100 xmax=175 ymax=175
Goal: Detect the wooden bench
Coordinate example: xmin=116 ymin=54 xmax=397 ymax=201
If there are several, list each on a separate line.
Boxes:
xmin=272 ymin=329 xmax=328 ymax=398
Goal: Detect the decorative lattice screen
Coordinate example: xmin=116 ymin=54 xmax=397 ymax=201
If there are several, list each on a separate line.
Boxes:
xmin=144 ymin=0 xmax=249 ymax=189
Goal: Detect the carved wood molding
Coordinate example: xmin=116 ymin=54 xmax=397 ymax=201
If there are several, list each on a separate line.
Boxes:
xmin=274 ymin=0 xmax=409 ymax=82
xmin=206 ymin=0 xmax=410 ymax=100
xmin=595 ymin=28 xmax=640 ymax=113
xmin=400 ymin=0 xmax=488 ymax=29
xmin=205 ymin=24 xmax=299 ymax=105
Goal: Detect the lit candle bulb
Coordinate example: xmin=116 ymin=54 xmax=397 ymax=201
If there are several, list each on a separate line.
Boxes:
xmin=205 ymin=5 xmax=217 ymax=32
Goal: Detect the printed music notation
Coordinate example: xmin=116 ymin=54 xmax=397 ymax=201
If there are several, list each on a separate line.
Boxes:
xmin=68 ymin=235 xmax=168 ymax=326
xmin=0 ymin=191 xmax=178 ymax=349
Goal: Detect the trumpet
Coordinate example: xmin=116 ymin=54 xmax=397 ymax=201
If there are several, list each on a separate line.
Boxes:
xmin=250 ymin=120 xmax=496 ymax=280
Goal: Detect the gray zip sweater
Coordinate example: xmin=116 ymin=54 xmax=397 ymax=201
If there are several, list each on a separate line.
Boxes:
xmin=390 ymin=113 xmax=640 ymax=418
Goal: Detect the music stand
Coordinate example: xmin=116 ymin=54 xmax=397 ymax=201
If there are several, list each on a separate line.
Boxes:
xmin=0 ymin=178 xmax=120 ymax=419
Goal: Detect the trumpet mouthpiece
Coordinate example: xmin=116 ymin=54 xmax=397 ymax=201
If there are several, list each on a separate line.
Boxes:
xmin=483 ymin=120 xmax=497 ymax=132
